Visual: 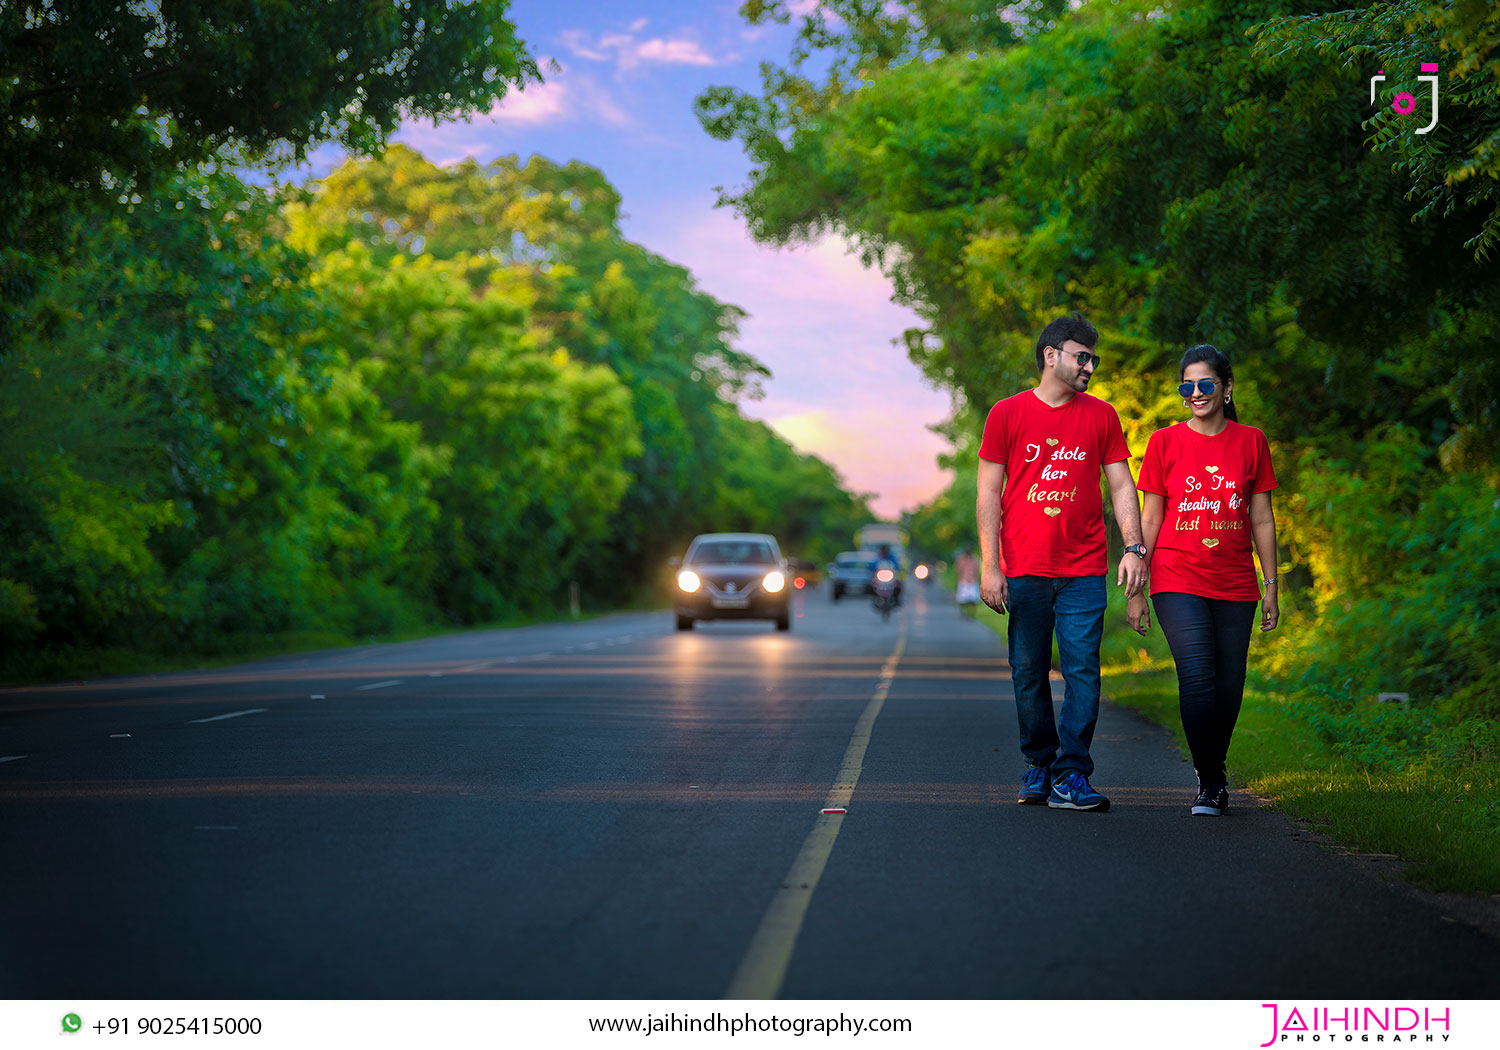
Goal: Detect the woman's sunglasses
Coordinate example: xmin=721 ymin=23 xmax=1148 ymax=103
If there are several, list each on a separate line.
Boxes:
xmin=1178 ymin=379 xmax=1223 ymax=398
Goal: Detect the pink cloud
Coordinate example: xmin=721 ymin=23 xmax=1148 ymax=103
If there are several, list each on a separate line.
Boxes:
xmin=635 ymin=38 xmax=718 ymax=66
xmin=392 ymin=65 xmax=631 ymax=160
xmin=487 ymin=79 xmax=569 ymax=124
xmin=559 ymin=27 xmax=726 ymax=71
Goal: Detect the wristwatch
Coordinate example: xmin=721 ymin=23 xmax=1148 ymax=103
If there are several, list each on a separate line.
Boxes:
xmin=1123 ymin=544 xmax=1147 ymax=559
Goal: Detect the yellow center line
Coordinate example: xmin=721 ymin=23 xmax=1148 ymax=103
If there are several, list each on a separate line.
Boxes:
xmin=725 ymin=624 xmax=907 ymax=1000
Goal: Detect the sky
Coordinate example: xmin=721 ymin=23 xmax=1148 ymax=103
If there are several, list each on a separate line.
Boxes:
xmin=335 ymin=0 xmax=956 ymax=519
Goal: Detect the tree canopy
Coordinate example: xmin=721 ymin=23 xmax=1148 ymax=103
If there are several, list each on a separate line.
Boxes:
xmin=1 ymin=0 xmax=538 ymax=352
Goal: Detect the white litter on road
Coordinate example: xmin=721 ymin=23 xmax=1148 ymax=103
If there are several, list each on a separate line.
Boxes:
xmin=0 ymin=755 xmax=28 ymax=763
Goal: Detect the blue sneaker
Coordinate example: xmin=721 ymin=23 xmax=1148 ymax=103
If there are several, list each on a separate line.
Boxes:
xmin=1048 ymin=772 xmax=1110 ymax=812
xmin=1017 ymin=764 xmax=1051 ymax=805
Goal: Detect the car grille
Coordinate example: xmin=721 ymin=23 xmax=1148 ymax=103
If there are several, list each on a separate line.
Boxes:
xmin=701 ymin=574 xmax=763 ymax=598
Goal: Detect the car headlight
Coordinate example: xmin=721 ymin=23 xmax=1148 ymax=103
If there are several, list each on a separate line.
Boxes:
xmin=914 ymin=564 xmax=929 ymax=580
xmin=677 ymin=570 xmax=701 ymax=593
xmin=762 ymin=571 xmax=786 ymax=593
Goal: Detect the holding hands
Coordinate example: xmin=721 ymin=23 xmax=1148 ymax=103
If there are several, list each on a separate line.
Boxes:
xmin=1126 ymin=591 xmax=1151 ymax=636
xmin=1116 ymin=553 xmax=1147 ymax=598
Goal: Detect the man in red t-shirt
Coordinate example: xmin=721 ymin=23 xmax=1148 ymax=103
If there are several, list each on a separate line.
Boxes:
xmin=976 ymin=314 xmax=1147 ymax=812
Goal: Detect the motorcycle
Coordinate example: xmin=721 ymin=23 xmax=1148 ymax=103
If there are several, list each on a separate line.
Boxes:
xmin=871 ymin=567 xmax=898 ymax=621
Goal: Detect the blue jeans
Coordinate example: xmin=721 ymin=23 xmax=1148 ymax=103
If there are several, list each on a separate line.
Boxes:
xmin=1151 ymin=592 xmax=1256 ymax=787
xmin=1006 ymin=575 xmax=1106 ymax=778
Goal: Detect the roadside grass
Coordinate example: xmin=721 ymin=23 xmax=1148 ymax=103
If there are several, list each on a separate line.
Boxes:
xmin=975 ymin=575 xmax=1500 ymax=896
xmin=1102 ymin=669 xmax=1500 ymax=893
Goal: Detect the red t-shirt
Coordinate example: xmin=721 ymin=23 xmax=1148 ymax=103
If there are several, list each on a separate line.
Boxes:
xmin=978 ymin=390 xmax=1131 ymax=577
xmin=1136 ymin=420 xmax=1278 ymax=601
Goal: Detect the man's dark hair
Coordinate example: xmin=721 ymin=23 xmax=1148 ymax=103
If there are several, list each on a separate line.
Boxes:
xmin=1034 ymin=314 xmax=1099 ymax=371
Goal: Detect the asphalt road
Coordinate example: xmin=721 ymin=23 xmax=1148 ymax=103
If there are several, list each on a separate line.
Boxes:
xmin=2 ymin=582 xmax=1496 ymax=998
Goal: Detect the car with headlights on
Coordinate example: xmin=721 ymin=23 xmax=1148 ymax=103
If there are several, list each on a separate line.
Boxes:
xmin=672 ymin=533 xmax=791 ymax=631
xmin=826 ymin=550 xmax=879 ymax=601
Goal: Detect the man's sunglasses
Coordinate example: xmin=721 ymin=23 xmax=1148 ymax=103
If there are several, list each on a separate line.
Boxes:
xmin=1052 ymin=347 xmax=1100 ymax=370
xmin=1178 ymin=379 xmax=1223 ymax=398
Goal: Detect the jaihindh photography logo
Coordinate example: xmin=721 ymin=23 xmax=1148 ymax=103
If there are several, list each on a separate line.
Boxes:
xmin=1260 ymin=1003 xmax=1453 ymax=1046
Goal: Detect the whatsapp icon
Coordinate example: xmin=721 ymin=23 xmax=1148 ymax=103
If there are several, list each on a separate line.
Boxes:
xmin=62 ymin=1014 xmax=83 ymax=1033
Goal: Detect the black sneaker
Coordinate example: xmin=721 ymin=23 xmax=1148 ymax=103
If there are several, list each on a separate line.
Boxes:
xmin=1191 ymin=782 xmax=1228 ymax=816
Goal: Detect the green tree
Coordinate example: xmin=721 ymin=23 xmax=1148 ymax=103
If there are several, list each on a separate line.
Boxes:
xmin=286 ymin=147 xmax=865 ymax=599
xmin=1254 ymin=0 xmax=1500 ymax=260
xmin=303 ymin=242 xmax=639 ymax=621
xmin=0 ymin=167 xmax=388 ymax=648
xmin=1 ymin=0 xmax=537 ymax=352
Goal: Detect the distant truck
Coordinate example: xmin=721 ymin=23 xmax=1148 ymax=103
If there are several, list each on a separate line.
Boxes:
xmin=855 ymin=524 xmax=907 ymax=569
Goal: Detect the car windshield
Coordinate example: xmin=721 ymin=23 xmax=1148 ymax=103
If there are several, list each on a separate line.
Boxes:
xmin=838 ymin=559 xmax=875 ymax=571
xmin=690 ymin=540 xmax=776 ymax=566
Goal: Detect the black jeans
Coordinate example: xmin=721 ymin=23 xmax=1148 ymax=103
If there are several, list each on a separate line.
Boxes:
xmin=1151 ymin=591 xmax=1257 ymax=787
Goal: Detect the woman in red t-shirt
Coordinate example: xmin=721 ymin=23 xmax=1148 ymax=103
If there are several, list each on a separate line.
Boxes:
xmin=1127 ymin=344 xmax=1280 ymax=816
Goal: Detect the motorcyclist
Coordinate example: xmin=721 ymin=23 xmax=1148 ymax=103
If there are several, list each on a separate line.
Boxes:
xmin=875 ymin=544 xmax=904 ymax=605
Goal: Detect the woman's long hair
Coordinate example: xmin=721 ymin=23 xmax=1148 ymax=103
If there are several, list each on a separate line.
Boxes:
xmin=1180 ymin=343 xmax=1237 ymax=423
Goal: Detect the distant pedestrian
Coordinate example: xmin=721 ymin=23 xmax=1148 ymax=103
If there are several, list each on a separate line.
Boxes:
xmin=1127 ymin=344 xmax=1280 ymax=816
xmin=954 ymin=547 xmax=981 ymax=618
xmin=977 ymin=314 xmax=1147 ymax=813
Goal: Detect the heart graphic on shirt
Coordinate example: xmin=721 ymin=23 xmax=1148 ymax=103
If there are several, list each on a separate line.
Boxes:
xmin=1046 ymin=438 xmax=1059 ymax=446
xmin=1044 ymin=507 xmax=1062 ymax=517
xmin=1202 ymin=538 xmax=1220 ymax=549
xmin=1205 ymin=466 xmax=1219 ymax=474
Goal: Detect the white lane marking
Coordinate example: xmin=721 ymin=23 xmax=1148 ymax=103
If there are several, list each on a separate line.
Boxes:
xmin=0 ymin=755 xmax=28 ymax=763
xmin=188 ymin=708 xmax=269 ymax=724
xmin=194 ymin=826 xmax=239 ymax=831
xmin=355 ymin=679 xmax=403 ymax=691
xmin=726 ymin=627 xmax=907 ymax=999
